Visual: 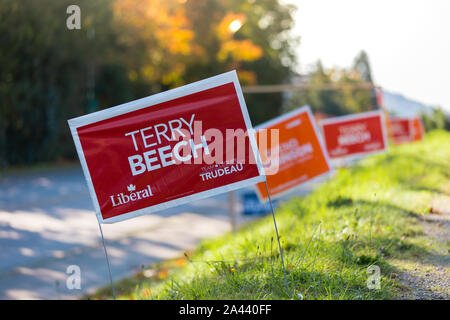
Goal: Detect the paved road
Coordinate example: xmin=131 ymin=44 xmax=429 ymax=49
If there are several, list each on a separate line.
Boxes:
xmin=0 ymin=164 xmax=321 ymax=299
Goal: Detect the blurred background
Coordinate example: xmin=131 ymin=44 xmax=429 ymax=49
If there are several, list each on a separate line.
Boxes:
xmin=0 ymin=0 xmax=449 ymax=299
xmin=1 ymin=0 xmax=449 ymax=168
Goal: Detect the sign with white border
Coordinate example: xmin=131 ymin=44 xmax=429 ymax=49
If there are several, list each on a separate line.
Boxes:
xmin=254 ymin=106 xmax=332 ymax=201
xmin=68 ymin=71 xmax=265 ymax=223
xmin=319 ymin=110 xmax=389 ymax=160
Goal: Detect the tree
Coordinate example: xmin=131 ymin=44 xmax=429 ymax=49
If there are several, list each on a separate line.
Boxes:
xmin=181 ymin=0 xmax=298 ymax=124
xmin=421 ymin=107 xmax=449 ymax=131
xmin=352 ymin=50 xmax=378 ymax=108
xmin=352 ymin=50 xmax=373 ymax=83
xmin=0 ymin=0 xmax=119 ymax=166
xmin=0 ymin=0 xmax=299 ymax=167
xmin=287 ymin=52 xmax=377 ymax=117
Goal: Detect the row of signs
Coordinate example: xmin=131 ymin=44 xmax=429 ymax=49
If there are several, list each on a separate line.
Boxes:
xmin=256 ymin=108 xmax=424 ymax=201
xmin=69 ymin=71 xmax=424 ymax=224
xmin=256 ymin=108 xmax=388 ymax=201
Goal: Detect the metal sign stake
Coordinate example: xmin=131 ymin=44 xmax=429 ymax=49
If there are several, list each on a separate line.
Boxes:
xmin=97 ymin=221 xmax=116 ymax=300
xmin=264 ymin=179 xmax=290 ymax=297
xmin=228 ymin=191 xmax=237 ymax=232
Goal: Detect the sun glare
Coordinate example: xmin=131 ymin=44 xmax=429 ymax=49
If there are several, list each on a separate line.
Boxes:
xmin=229 ymin=19 xmax=243 ymax=33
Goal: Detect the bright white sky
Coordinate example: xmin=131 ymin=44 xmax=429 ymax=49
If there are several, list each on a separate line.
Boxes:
xmin=286 ymin=0 xmax=450 ymax=111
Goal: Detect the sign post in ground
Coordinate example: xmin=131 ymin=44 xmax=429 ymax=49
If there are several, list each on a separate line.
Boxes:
xmin=68 ymin=71 xmax=290 ymax=298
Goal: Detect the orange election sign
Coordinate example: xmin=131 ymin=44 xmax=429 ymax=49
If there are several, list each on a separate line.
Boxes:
xmin=411 ymin=116 xmax=424 ymax=142
xmin=255 ymin=106 xmax=331 ymax=201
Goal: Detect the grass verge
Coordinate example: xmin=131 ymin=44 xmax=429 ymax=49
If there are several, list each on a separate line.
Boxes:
xmin=89 ymin=130 xmax=450 ymax=300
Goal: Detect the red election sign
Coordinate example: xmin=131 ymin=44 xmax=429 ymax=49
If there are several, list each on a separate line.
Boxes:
xmin=68 ymin=71 xmax=264 ymax=223
xmin=319 ymin=110 xmax=388 ymax=159
xmin=389 ymin=117 xmax=413 ymax=145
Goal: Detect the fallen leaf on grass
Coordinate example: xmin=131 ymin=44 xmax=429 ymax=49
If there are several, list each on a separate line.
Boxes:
xmin=157 ymin=269 xmax=169 ymax=279
xmin=141 ymin=288 xmax=151 ymax=298
xmin=175 ymin=258 xmax=187 ymax=267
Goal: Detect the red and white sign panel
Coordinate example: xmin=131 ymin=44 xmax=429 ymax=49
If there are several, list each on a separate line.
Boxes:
xmin=319 ymin=110 xmax=388 ymax=159
xmin=254 ymin=106 xmax=331 ymax=201
xmin=68 ymin=71 xmax=264 ymax=223
xmin=389 ymin=117 xmax=413 ymax=145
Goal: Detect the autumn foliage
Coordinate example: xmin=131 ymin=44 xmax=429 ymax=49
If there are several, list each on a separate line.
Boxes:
xmin=0 ymin=0 xmax=298 ymax=166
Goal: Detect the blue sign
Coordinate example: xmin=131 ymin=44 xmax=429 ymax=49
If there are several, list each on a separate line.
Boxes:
xmin=241 ymin=191 xmax=278 ymax=215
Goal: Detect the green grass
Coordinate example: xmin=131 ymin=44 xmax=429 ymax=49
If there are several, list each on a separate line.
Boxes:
xmin=90 ymin=130 xmax=450 ymax=300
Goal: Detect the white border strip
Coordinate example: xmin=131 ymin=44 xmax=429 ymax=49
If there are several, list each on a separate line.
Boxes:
xmin=68 ymin=70 xmax=265 ymax=224
xmin=254 ymin=105 xmax=332 ymax=202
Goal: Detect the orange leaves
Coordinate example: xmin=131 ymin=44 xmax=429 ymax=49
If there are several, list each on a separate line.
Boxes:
xmin=216 ymin=13 xmax=263 ymax=64
xmin=112 ymin=0 xmax=194 ymax=86
xmin=217 ymin=40 xmax=263 ymax=62
xmin=153 ymin=8 xmax=194 ymax=56
xmin=174 ymin=257 xmax=187 ymax=267
xmin=157 ymin=268 xmax=169 ymax=279
xmin=111 ymin=1 xmax=263 ymax=86
xmin=164 ymin=28 xmax=194 ymax=56
xmin=141 ymin=287 xmax=151 ymax=298
xmin=217 ymin=13 xmax=246 ymax=40
xmin=113 ymin=0 xmax=193 ymax=56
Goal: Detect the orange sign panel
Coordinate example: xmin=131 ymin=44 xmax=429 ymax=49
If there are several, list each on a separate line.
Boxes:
xmin=411 ymin=117 xmax=424 ymax=142
xmin=255 ymin=106 xmax=331 ymax=201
